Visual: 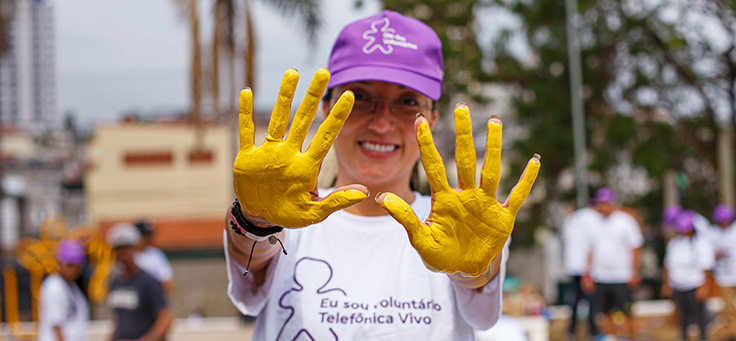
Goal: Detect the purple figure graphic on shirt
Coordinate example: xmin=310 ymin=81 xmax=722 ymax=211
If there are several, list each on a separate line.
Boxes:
xmin=277 ymin=257 xmax=347 ymax=340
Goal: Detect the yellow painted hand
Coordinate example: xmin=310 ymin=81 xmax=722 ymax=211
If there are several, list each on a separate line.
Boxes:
xmin=233 ymin=69 xmax=368 ymax=228
xmin=378 ymin=104 xmax=540 ymax=276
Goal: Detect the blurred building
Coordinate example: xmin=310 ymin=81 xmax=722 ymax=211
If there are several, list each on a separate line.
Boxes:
xmin=0 ymin=0 xmax=56 ymax=133
xmin=0 ymin=126 xmax=83 ymax=252
xmin=85 ymin=122 xmax=233 ymax=249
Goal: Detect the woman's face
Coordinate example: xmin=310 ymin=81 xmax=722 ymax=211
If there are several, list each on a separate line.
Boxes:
xmin=59 ymin=262 xmax=82 ymax=282
xmin=323 ymin=81 xmax=438 ymax=190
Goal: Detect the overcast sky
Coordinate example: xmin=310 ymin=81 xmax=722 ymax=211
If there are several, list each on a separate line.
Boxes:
xmin=55 ymin=0 xmax=381 ymax=127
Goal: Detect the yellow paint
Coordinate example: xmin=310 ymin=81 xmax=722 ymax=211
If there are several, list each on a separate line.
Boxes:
xmin=233 ymin=68 xmax=368 ymax=227
xmin=378 ymin=105 xmax=541 ymax=276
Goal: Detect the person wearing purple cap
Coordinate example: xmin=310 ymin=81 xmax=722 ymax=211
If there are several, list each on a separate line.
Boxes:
xmin=224 ymin=10 xmax=540 ymax=340
xmin=38 ymin=239 xmax=89 ymax=341
xmin=582 ymin=188 xmax=644 ymax=338
xmin=661 ymin=209 xmax=715 ymax=340
xmin=709 ymin=204 xmax=736 ymax=337
xmin=662 ymin=205 xmax=682 ymax=232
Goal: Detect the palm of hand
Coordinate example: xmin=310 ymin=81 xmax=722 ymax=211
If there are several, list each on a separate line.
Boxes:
xmin=421 ymin=189 xmax=516 ymax=275
xmin=379 ymin=105 xmax=540 ymax=276
xmin=233 ymin=69 xmax=367 ymax=228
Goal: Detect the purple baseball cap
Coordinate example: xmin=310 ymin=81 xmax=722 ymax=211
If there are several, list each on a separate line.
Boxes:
xmin=713 ymin=204 xmax=736 ymax=223
xmin=662 ymin=205 xmax=682 ymax=226
xmin=55 ymin=239 xmax=86 ymax=266
xmin=674 ymin=209 xmax=696 ymax=234
xmin=328 ymin=10 xmax=444 ymax=100
xmin=593 ymin=188 xmax=617 ymax=204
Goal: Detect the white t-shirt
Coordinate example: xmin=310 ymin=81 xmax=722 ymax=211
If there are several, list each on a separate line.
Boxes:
xmin=708 ymin=222 xmax=736 ymax=286
xmin=589 ymin=210 xmax=644 ymax=283
xmin=135 ymin=246 xmax=174 ymax=283
xmin=664 ymin=234 xmax=714 ymax=291
xmin=38 ymin=274 xmax=89 ymax=341
xmin=562 ymin=207 xmax=600 ymax=276
xmin=693 ymin=213 xmax=711 ymax=236
xmin=475 ymin=315 xmax=528 ymax=341
xmin=225 ymin=193 xmax=507 ymax=340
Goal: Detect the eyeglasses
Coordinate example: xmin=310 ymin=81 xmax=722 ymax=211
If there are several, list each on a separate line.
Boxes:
xmin=350 ymin=95 xmax=432 ymax=121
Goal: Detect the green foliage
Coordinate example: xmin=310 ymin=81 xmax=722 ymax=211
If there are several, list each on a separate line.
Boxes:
xmin=374 ymin=0 xmax=736 ymax=245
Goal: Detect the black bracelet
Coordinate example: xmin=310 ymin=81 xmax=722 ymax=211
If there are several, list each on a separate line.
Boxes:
xmin=229 ymin=199 xmax=287 ymax=277
xmin=230 ymin=199 xmax=284 ymax=238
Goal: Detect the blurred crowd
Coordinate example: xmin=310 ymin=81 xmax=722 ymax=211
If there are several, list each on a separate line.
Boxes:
xmin=562 ymin=188 xmax=736 ymax=340
xmin=38 ymin=221 xmax=175 ymax=341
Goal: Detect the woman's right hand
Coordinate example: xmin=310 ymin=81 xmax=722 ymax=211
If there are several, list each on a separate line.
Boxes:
xmin=233 ymin=68 xmax=368 ymax=228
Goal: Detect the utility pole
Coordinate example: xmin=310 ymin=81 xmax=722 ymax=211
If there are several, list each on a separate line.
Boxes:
xmin=565 ymin=0 xmax=589 ymax=208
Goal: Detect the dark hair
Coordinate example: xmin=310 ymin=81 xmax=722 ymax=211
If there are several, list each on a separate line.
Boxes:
xmin=135 ymin=220 xmax=154 ymax=237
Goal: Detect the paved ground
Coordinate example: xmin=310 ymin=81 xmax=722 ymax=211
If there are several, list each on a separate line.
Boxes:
xmin=3 ymin=314 xmax=735 ymax=340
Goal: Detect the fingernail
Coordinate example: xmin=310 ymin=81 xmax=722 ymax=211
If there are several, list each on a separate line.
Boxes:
xmin=416 ymin=113 xmax=425 ymax=119
xmin=374 ymin=192 xmax=383 ymax=202
xmin=491 ymin=114 xmax=500 ymax=119
xmin=533 ymin=153 xmax=541 ymax=160
xmin=456 ymin=102 xmax=467 ymax=108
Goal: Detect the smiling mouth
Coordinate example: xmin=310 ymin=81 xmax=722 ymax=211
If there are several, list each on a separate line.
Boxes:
xmin=360 ymin=142 xmax=399 ymax=153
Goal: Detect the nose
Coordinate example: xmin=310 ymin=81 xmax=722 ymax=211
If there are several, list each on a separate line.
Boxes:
xmin=367 ymin=100 xmax=394 ymax=133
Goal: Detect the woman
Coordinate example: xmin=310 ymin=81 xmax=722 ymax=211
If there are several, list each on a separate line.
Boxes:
xmin=225 ymin=10 xmax=540 ymax=340
xmin=662 ymin=210 xmax=714 ymax=340
xmin=39 ymin=239 xmax=89 ymax=341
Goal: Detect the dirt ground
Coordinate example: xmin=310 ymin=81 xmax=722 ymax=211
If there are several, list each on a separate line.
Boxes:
xmin=549 ymin=314 xmax=736 ymax=341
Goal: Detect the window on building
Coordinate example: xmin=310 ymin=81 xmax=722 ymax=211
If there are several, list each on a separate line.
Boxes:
xmin=123 ymin=151 xmax=173 ymax=167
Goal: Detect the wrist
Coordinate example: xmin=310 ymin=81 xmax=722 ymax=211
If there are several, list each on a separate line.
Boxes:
xmin=230 ymin=199 xmax=284 ymax=241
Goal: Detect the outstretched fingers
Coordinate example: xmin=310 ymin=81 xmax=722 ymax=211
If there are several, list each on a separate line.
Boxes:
xmin=505 ymin=154 xmax=541 ymax=215
xmin=481 ymin=116 xmax=503 ymax=200
xmin=266 ymin=69 xmax=299 ymax=142
xmin=306 ymin=90 xmax=355 ymax=161
xmin=287 ymin=69 xmax=330 ymax=147
xmin=238 ymin=88 xmax=255 ymax=150
xmin=453 ymin=104 xmax=477 ymax=190
xmin=416 ymin=117 xmax=451 ymax=193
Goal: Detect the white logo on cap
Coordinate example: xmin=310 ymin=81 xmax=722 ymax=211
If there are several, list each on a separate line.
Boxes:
xmin=362 ymin=18 xmax=418 ymax=55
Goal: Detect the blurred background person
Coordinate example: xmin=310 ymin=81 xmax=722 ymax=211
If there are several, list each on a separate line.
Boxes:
xmin=39 ymin=238 xmax=89 ymax=341
xmin=662 ymin=210 xmax=714 ymax=340
xmin=561 ymin=203 xmax=600 ymax=337
xmin=583 ymin=188 xmax=644 ymax=339
xmin=107 ymin=223 xmax=173 ymax=341
xmin=709 ymin=204 xmax=736 ymax=339
xmin=134 ymin=220 xmax=175 ymax=294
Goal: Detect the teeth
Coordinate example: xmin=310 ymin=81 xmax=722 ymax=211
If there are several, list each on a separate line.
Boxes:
xmin=361 ymin=142 xmax=397 ymax=153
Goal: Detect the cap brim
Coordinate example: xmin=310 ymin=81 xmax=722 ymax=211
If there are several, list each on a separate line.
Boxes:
xmin=328 ymin=65 xmax=441 ymax=100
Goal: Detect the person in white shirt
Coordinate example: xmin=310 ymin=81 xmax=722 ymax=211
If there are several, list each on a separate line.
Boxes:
xmin=224 ymin=10 xmax=540 ymax=340
xmin=710 ymin=204 xmax=736 ymax=338
xmin=39 ymin=238 xmax=89 ymax=341
xmin=134 ymin=220 xmax=175 ymax=293
xmin=561 ymin=205 xmax=600 ymax=336
xmin=582 ymin=188 xmax=644 ymax=339
xmin=662 ymin=209 xmax=715 ymax=340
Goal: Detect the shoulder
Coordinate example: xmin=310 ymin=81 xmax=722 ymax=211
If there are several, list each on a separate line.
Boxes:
xmin=612 ymin=210 xmax=638 ymax=224
xmin=42 ymin=275 xmax=65 ymax=293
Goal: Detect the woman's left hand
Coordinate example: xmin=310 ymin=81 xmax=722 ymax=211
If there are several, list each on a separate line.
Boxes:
xmin=377 ymin=104 xmax=540 ymax=277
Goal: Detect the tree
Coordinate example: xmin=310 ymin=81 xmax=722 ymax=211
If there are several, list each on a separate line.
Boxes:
xmin=207 ymin=0 xmax=323 ymax=123
xmin=486 ymin=0 xmax=731 ymax=234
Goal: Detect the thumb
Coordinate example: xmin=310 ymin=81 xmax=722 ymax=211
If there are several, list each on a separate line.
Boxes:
xmin=376 ymin=192 xmax=433 ymax=247
xmin=311 ymin=186 xmax=369 ymax=219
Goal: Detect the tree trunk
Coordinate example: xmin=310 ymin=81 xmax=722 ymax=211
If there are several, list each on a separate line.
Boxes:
xmin=718 ymin=128 xmax=735 ymax=207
